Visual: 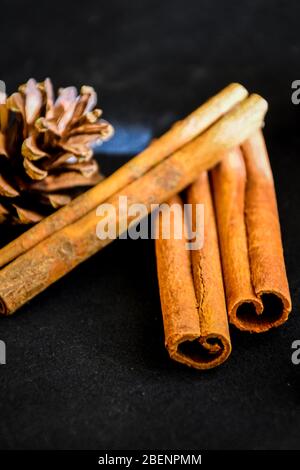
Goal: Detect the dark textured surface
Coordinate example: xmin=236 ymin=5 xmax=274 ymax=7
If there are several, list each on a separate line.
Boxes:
xmin=0 ymin=0 xmax=300 ymax=450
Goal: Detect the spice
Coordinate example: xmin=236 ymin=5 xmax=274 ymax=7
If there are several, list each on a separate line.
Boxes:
xmin=211 ymin=131 xmax=292 ymax=332
xmin=0 ymin=83 xmax=248 ymax=267
xmin=155 ymin=173 xmax=231 ymax=370
xmin=0 ymin=94 xmax=268 ymax=315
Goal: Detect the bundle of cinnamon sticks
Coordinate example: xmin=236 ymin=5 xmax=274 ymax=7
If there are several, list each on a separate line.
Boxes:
xmin=156 ymin=131 xmax=291 ymax=369
xmin=0 ymin=83 xmax=291 ymax=370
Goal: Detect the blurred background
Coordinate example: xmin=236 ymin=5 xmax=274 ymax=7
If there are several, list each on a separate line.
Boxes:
xmin=0 ymin=0 xmax=300 ymax=450
xmin=2 ymin=0 xmax=299 ymax=144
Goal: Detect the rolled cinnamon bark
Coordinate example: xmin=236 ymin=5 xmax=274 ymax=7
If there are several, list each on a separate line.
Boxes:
xmin=0 ymin=94 xmax=268 ymax=315
xmin=155 ymin=175 xmax=231 ymax=370
xmin=0 ymin=83 xmax=248 ymax=268
xmin=212 ymin=131 xmax=292 ymax=332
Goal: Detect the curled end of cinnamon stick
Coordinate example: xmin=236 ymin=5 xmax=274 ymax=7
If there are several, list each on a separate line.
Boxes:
xmin=230 ymin=291 xmax=291 ymax=333
xmin=167 ymin=333 xmax=231 ymax=370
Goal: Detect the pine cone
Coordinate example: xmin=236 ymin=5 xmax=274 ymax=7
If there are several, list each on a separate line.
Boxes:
xmin=0 ymin=78 xmax=113 ymax=224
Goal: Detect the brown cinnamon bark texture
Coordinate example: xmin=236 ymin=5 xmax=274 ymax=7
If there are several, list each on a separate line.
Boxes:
xmin=212 ymin=131 xmax=292 ymax=332
xmin=0 ymin=83 xmax=248 ymax=268
xmin=0 ymin=94 xmax=267 ymax=315
xmin=155 ymin=175 xmax=231 ymax=370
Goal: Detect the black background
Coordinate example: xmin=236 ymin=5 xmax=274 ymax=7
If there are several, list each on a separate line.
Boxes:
xmin=0 ymin=0 xmax=300 ymax=450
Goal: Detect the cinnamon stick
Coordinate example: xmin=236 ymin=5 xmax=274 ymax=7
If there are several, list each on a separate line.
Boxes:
xmin=155 ymin=174 xmax=231 ymax=370
xmin=211 ymin=131 xmax=292 ymax=332
xmin=0 ymin=94 xmax=268 ymax=315
xmin=0 ymin=83 xmax=248 ymax=268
